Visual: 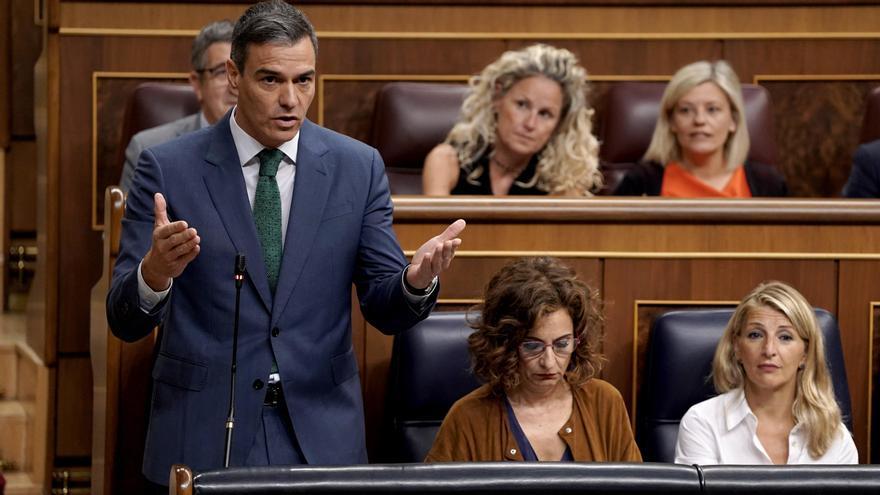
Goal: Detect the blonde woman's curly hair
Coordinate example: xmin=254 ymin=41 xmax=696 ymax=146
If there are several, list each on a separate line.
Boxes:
xmin=445 ymin=44 xmax=601 ymax=196
xmin=713 ymin=281 xmax=845 ymax=459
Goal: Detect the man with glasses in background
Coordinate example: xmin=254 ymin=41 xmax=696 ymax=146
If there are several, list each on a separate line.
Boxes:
xmin=119 ymin=20 xmax=237 ymax=193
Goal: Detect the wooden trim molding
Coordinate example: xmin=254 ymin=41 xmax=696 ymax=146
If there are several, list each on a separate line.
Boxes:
xmin=405 ymin=250 xmax=880 ymax=261
xmin=868 ymin=301 xmax=878 ymax=460
xmin=391 ymin=197 xmax=880 ymax=224
xmin=59 ymin=27 xmax=880 ymax=40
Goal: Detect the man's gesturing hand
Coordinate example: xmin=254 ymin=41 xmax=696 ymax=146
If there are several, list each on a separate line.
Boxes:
xmin=406 ymin=219 xmax=466 ymax=290
xmin=141 ymin=193 xmax=201 ymax=291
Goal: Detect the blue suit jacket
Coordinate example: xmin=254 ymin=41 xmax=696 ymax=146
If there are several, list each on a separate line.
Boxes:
xmin=106 ymin=114 xmax=435 ymax=483
xmin=843 ymin=139 xmax=880 ymax=198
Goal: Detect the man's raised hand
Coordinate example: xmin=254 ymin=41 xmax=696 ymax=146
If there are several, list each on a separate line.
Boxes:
xmin=406 ymin=219 xmax=466 ymax=290
xmin=141 ymin=193 xmax=201 ymax=291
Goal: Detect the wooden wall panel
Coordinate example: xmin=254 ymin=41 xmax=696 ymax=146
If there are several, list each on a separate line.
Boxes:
xmin=56 ymin=3 xmax=880 ymax=34
xmin=762 ymin=80 xmax=877 ymax=197
xmin=56 ymin=356 xmax=92 ymax=458
xmin=0 ymin=0 xmax=9 ymax=148
xmin=10 ymin=0 xmax=42 ymax=138
xmin=8 ymin=141 xmax=37 ymax=233
xmin=838 ymin=261 xmax=880 ymax=462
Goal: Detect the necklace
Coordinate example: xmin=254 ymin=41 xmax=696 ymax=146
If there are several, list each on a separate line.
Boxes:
xmin=490 ymin=154 xmax=525 ymax=174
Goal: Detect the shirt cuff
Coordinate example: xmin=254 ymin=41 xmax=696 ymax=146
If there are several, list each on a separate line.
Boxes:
xmin=401 ymin=265 xmax=438 ymax=302
xmin=137 ymin=260 xmax=172 ymax=312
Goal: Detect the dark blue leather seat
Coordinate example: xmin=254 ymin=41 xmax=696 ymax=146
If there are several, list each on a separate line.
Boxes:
xmin=383 ymin=311 xmax=480 ymax=463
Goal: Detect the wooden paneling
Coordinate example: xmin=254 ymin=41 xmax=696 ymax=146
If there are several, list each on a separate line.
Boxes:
xmin=57 ymin=3 xmax=880 ymax=34
xmin=0 ymin=0 xmax=9 ymax=148
xmin=55 ymin=356 xmax=92 ymax=457
xmin=10 ymin=0 xmax=42 ymax=138
xmin=7 ymin=141 xmax=38 ymax=232
xmin=762 ymin=79 xmax=878 ymax=197
xmin=27 ymin=10 xmax=57 ymax=366
xmin=837 ymin=261 xmax=880 ymax=462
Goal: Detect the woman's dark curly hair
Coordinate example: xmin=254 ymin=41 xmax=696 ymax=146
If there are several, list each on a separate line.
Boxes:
xmin=467 ymin=256 xmax=605 ymax=395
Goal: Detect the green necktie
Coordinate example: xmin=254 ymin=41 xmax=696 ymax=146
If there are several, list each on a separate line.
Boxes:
xmin=254 ymin=148 xmax=284 ymax=294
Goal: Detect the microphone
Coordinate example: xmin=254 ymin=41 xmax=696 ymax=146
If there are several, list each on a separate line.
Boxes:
xmin=234 ymin=254 xmax=246 ymax=289
xmin=224 ymin=253 xmax=246 ymax=468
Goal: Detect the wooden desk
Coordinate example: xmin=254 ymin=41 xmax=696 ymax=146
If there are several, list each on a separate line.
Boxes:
xmin=359 ymin=197 xmax=880 ymax=462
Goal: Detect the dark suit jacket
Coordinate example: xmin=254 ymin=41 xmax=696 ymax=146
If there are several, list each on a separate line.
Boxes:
xmin=843 ymin=139 xmax=880 ymax=198
xmin=106 ymin=114 xmax=435 ymax=483
xmin=119 ymin=113 xmax=202 ymax=193
xmin=614 ymin=160 xmax=788 ymax=197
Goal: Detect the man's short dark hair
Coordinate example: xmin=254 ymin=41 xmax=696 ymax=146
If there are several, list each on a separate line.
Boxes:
xmin=231 ymin=0 xmax=318 ymax=72
xmin=191 ymin=20 xmax=234 ymax=70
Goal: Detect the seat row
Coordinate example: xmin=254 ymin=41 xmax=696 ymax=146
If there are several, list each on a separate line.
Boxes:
xmin=116 ymin=81 xmax=880 ymax=196
xmin=170 ymin=462 xmax=880 ymax=494
xmin=382 ymin=308 xmax=852 ymax=464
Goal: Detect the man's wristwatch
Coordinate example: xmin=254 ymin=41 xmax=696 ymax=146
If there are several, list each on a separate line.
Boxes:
xmin=403 ymin=266 xmax=434 ymax=296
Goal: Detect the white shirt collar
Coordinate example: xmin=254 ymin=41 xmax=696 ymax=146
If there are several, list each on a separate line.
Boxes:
xmin=229 ymin=105 xmax=300 ymax=167
xmin=198 ymin=111 xmax=209 ymax=129
xmin=724 ymin=387 xmax=753 ymax=432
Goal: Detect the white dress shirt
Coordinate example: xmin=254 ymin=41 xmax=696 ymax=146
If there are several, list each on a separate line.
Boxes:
xmin=228 ymin=106 xmax=298 ymax=245
xmin=674 ymin=388 xmax=858 ymax=465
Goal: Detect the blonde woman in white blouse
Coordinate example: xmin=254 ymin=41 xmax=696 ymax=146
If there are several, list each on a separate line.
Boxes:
xmin=675 ymin=281 xmax=857 ymax=465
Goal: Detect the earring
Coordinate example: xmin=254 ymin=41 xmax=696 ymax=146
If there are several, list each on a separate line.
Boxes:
xmin=798 ymin=363 xmax=805 ymax=370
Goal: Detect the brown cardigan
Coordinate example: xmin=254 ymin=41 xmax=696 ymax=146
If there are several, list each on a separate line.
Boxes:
xmin=425 ymin=379 xmax=643 ymax=462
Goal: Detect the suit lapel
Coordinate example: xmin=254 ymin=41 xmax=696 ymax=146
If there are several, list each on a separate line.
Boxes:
xmin=202 ymin=116 xmax=273 ymax=311
xmin=273 ymin=121 xmax=332 ymax=319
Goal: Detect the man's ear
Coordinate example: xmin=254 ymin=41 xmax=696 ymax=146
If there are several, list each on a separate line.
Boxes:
xmin=226 ymin=59 xmax=240 ymax=90
xmin=189 ymin=71 xmax=203 ymax=102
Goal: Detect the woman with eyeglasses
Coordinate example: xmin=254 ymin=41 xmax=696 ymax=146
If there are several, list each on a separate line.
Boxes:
xmin=425 ymin=257 xmax=641 ymax=462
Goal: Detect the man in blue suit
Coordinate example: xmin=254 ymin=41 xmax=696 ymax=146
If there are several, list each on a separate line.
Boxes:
xmin=106 ymin=0 xmax=465 ymax=488
xmin=843 ymin=139 xmax=880 ymax=198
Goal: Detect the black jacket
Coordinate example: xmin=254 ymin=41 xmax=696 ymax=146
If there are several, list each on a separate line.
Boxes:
xmin=614 ymin=160 xmax=788 ymax=197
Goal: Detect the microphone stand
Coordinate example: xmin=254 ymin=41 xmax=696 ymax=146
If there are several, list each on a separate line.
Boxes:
xmin=224 ymin=254 xmax=246 ymax=468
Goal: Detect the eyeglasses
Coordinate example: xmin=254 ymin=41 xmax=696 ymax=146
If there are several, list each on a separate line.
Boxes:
xmin=518 ymin=336 xmax=577 ymax=359
xmin=197 ymin=62 xmax=228 ymax=82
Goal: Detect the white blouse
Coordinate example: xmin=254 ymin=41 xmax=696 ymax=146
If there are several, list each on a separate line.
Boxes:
xmin=674 ymin=388 xmax=858 ymax=465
